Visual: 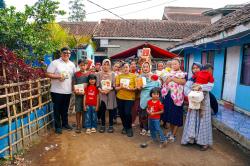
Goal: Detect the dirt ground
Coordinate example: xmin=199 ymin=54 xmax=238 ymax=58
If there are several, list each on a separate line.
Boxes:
xmin=20 ymin=115 xmax=250 ymax=166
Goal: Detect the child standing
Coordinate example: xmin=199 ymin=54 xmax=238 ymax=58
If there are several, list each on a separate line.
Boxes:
xmin=84 ymin=74 xmax=99 ymax=134
xmin=73 ymin=59 xmax=90 ymax=133
xmin=141 ymin=88 xmax=167 ymax=147
xmin=147 ymin=87 xmax=167 ymax=147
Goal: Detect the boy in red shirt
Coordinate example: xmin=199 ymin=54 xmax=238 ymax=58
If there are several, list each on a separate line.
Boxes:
xmin=145 ymin=87 xmax=167 ymax=148
xmin=84 ymin=74 xmax=99 ymax=134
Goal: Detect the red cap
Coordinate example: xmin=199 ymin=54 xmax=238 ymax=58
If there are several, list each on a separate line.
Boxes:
xmin=151 ymin=74 xmax=158 ymax=81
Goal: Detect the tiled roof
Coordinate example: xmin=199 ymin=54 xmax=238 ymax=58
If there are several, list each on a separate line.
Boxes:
xmin=173 ymin=4 xmax=250 ymax=47
xmin=93 ymin=19 xmax=208 ymax=39
xmin=59 ymin=21 xmax=98 ymax=36
xmin=164 ymin=13 xmax=211 ymax=23
xmin=162 ymin=6 xmax=211 ymax=24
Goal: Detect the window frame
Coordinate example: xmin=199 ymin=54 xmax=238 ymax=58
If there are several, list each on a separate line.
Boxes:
xmin=240 ymin=44 xmax=250 ymax=86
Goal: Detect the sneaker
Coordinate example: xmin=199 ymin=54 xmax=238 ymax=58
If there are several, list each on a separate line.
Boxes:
xmin=63 ymin=124 xmax=73 ymax=130
xmin=99 ymin=126 xmax=105 ymax=133
xmin=140 ymin=129 xmax=147 ymax=136
xmin=55 ymin=128 xmax=62 ymax=134
xmin=107 ymin=126 xmax=114 ymax=133
xmin=86 ymin=128 xmax=91 ymax=134
xmin=147 ymin=130 xmax=151 ymax=137
xmin=91 ymin=128 xmax=96 ymax=133
xmin=127 ymin=129 xmax=133 ymax=137
xmin=166 ymin=131 xmax=172 ymax=138
xmin=168 ymin=135 xmax=176 ymax=143
xmin=121 ymin=128 xmax=127 ymax=134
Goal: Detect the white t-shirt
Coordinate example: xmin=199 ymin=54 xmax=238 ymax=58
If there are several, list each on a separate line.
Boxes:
xmin=47 ymin=58 xmax=76 ymax=94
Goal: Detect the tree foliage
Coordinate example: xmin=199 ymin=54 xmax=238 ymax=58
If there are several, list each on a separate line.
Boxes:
xmin=68 ymin=0 xmax=86 ymax=22
xmin=0 ymin=0 xmax=65 ymax=60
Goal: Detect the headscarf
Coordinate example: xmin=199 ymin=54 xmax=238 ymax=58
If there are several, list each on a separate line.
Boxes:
xmin=141 ymin=61 xmax=152 ymax=74
xmin=102 ymin=59 xmax=111 ymax=72
xmin=191 ymin=62 xmax=202 ymax=74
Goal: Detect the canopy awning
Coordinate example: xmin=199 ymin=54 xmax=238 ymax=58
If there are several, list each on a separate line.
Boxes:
xmin=110 ymin=43 xmax=177 ymax=59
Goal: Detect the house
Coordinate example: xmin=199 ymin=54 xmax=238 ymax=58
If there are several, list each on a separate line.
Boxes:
xmin=169 ymin=4 xmax=250 ymax=114
xmin=162 ymin=6 xmax=211 ymax=24
xmin=59 ymin=21 xmax=98 ymax=63
xmin=92 ymin=19 xmax=208 ymax=61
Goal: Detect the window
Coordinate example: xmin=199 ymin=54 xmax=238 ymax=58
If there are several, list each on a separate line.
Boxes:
xmin=240 ymin=44 xmax=250 ymax=85
xmin=201 ymin=50 xmax=215 ymax=66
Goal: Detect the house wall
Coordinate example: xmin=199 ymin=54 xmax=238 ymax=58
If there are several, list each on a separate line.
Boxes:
xmin=86 ymin=45 xmax=95 ymax=60
xmin=184 ymin=48 xmax=224 ymax=99
xmin=235 ymin=46 xmax=250 ymax=112
xmin=212 ymin=49 xmax=225 ymax=99
xmin=182 ymin=34 xmax=250 ymax=112
xmin=107 ymin=39 xmax=177 ymax=57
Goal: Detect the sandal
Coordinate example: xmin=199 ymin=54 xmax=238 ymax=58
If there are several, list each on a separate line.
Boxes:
xmin=75 ymin=127 xmax=81 ymax=133
xmin=200 ymin=145 xmax=209 ymax=151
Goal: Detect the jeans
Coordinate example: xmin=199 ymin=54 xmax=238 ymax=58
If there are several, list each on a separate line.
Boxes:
xmin=149 ymin=119 xmax=167 ymax=142
xmin=85 ymin=106 xmax=97 ymax=129
xmin=100 ymin=101 xmax=114 ymax=126
xmin=117 ymin=98 xmax=134 ymax=130
xmin=51 ymin=92 xmax=71 ymax=129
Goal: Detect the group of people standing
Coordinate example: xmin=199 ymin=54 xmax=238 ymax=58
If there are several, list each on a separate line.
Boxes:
xmin=46 ymin=47 xmax=215 ymax=151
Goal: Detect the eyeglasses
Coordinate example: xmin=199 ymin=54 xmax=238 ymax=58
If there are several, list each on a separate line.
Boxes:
xmin=62 ymin=52 xmax=71 ymax=55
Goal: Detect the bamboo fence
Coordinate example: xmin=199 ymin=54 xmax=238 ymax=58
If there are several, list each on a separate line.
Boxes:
xmin=0 ymin=66 xmax=52 ymax=159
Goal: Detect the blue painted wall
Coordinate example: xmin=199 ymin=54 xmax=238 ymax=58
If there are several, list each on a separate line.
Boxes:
xmin=179 ymin=33 xmax=250 ymax=112
xmin=193 ymin=49 xmax=202 ymax=63
xmin=85 ymin=44 xmax=94 ymax=60
xmin=211 ymin=49 xmax=225 ymax=99
xmin=235 ymin=46 xmax=250 ymax=112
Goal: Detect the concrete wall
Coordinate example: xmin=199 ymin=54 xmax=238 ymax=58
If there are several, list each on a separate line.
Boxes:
xmin=235 ymin=46 xmax=250 ymax=112
xmin=107 ymin=39 xmax=177 ymax=57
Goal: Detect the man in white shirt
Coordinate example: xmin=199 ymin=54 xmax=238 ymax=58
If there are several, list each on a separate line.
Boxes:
xmin=46 ymin=47 xmax=76 ymax=134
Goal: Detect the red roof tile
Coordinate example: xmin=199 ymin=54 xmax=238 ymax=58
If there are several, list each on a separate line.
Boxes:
xmin=173 ymin=4 xmax=250 ymax=47
xmin=93 ymin=19 xmax=208 ymax=39
xmin=59 ymin=21 xmax=98 ymax=36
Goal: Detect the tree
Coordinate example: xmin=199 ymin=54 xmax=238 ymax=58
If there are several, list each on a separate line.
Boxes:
xmin=0 ymin=0 xmax=65 ymax=61
xmin=68 ymin=0 xmax=86 ymax=22
xmin=0 ymin=0 xmax=5 ymax=9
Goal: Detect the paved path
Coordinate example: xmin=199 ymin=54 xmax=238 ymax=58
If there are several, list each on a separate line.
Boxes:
xmin=23 ymin=115 xmax=250 ymax=166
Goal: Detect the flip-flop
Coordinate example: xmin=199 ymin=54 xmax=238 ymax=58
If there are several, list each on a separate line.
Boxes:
xmin=140 ymin=143 xmax=148 ymax=148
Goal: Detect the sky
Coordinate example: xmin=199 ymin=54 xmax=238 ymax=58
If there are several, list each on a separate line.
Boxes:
xmin=5 ymin=0 xmax=250 ymax=21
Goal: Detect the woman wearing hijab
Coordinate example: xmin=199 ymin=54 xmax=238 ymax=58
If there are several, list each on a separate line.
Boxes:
xmin=96 ymin=59 xmax=117 ymax=133
xmin=181 ymin=62 xmax=214 ymax=151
